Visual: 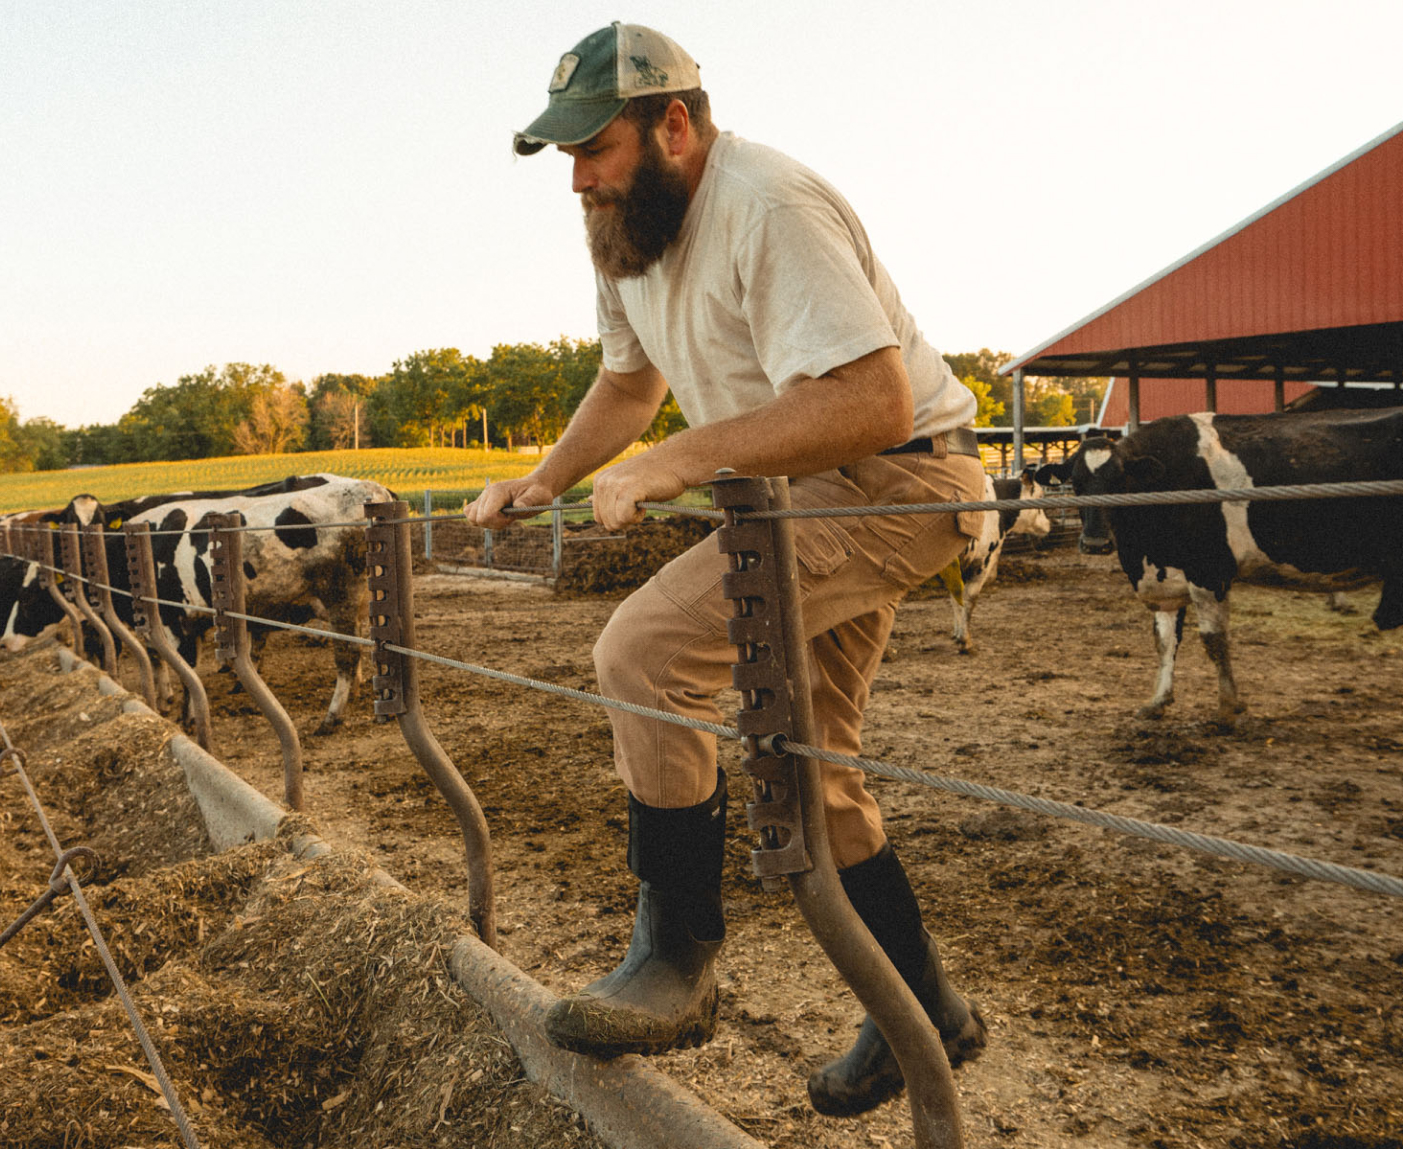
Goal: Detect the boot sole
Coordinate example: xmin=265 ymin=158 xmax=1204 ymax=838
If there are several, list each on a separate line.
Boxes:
xmin=544 ymin=991 xmax=720 ymax=1060
xmin=808 ymin=1003 xmax=989 ymax=1117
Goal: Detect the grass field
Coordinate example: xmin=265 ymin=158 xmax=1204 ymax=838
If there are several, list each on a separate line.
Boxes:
xmin=0 ymin=448 xmax=567 ymax=514
xmin=0 ymin=445 xmax=724 ymax=520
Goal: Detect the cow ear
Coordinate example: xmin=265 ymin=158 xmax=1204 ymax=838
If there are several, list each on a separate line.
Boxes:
xmin=1034 ymin=461 xmax=1071 ymax=486
xmin=1123 ymin=455 xmax=1165 ymax=487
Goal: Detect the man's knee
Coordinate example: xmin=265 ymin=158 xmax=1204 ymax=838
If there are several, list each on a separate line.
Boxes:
xmin=594 ymin=590 xmax=652 ymax=695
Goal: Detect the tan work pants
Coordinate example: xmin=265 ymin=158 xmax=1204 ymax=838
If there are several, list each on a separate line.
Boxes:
xmin=593 ymin=448 xmax=985 ymax=869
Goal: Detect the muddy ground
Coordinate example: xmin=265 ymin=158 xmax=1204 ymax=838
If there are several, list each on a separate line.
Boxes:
xmin=2 ymin=523 xmax=1402 ymax=1149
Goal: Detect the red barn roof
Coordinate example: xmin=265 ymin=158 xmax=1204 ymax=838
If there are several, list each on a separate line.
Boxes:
xmin=1006 ymin=121 xmax=1403 ymax=386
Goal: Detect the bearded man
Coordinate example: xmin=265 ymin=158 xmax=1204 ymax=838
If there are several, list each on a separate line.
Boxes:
xmin=466 ymin=22 xmax=988 ymax=1118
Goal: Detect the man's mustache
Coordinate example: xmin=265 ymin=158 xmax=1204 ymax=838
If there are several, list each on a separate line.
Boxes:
xmin=581 ymin=188 xmax=623 ymax=211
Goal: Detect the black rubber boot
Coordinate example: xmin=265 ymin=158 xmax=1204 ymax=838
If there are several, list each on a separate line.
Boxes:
xmin=544 ymin=772 xmax=727 ymax=1059
xmin=807 ymin=844 xmax=987 ymax=1116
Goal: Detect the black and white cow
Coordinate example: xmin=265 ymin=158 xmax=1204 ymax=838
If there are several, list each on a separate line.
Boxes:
xmin=939 ymin=469 xmax=1051 ymax=653
xmin=1037 ymin=408 xmax=1403 ymax=721
xmin=3 ymin=475 xmax=393 ymax=733
xmin=104 ymin=473 xmax=393 ymax=733
xmin=0 ymin=509 xmax=71 ymax=649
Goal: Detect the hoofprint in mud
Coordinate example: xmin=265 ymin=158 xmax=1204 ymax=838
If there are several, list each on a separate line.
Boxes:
xmin=3 ymin=534 xmax=1401 ymax=1149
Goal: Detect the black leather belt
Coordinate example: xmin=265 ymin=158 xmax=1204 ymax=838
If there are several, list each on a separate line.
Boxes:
xmin=880 ymin=426 xmax=980 ymax=458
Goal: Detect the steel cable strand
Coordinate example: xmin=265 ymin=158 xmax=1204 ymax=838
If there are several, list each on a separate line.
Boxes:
xmin=380 ymin=642 xmax=740 ymax=741
xmin=0 ymin=734 xmax=203 ymax=1149
xmin=374 ymin=476 xmax=1403 ymax=527
xmin=767 ymin=736 xmax=1403 ymax=899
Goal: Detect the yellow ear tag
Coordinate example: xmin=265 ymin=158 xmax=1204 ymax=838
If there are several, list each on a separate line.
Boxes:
xmin=109 ymin=519 xmax=123 ymax=529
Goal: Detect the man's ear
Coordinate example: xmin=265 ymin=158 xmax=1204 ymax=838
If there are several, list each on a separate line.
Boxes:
xmin=662 ymin=98 xmax=690 ymax=155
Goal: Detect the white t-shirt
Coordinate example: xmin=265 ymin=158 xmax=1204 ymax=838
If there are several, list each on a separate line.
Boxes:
xmin=596 ymin=132 xmax=975 ymax=437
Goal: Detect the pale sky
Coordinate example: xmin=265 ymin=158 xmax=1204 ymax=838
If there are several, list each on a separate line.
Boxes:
xmin=3 ymin=0 xmax=1400 ymax=429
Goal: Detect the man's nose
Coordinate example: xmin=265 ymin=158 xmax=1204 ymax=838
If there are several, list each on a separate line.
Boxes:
xmin=572 ymin=156 xmax=595 ymax=195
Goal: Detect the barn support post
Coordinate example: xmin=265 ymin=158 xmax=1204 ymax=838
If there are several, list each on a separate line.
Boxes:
xmin=59 ymin=525 xmax=117 ymax=674
xmin=34 ymin=528 xmax=85 ymax=653
xmin=712 ymin=472 xmax=964 ymax=1149
xmin=81 ymin=523 xmax=159 ymax=711
xmin=209 ymin=514 xmax=304 ymax=812
xmin=123 ymin=522 xmax=213 ymax=752
xmin=1274 ymin=365 xmax=1286 ymax=411
xmin=364 ymin=499 xmax=497 ymax=948
xmin=1127 ymin=363 xmax=1142 ymax=433
xmin=1205 ymin=365 xmax=1218 ymax=413
xmin=1011 ymin=369 xmax=1026 ymax=473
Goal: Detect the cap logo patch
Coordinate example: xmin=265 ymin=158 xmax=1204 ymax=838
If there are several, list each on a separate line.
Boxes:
xmin=630 ymin=55 xmax=668 ymax=89
xmin=549 ymin=53 xmax=580 ymax=92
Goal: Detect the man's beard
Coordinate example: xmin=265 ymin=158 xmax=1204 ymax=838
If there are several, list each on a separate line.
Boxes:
xmin=582 ymin=135 xmax=690 ymax=279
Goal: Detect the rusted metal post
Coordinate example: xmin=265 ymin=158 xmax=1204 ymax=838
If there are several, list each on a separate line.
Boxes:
xmin=713 ymin=473 xmax=964 ymax=1149
xmin=60 ymin=525 xmax=117 ymax=674
xmin=209 ymin=514 xmax=304 ymax=811
xmin=124 ymin=522 xmax=213 ymax=752
xmin=82 ymin=523 xmax=160 ymax=710
xmin=365 ymin=499 xmax=497 ymax=947
xmin=34 ymin=527 xmax=85 ymax=651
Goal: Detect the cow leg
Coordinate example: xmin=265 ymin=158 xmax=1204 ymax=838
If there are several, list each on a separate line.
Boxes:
xmin=1139 ymin=607 xmax=1185 ymax=719
xmin=936 ymin=560 xmax=973 ymax=653
xmin=315 ymin=614 xmax=364 ymax=735
xmin=1189 ymin=586 xmax=1243 ymax=724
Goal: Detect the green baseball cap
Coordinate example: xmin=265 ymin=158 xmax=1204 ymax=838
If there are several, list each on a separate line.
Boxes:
xmin=514 ymin=22 xmax=701 ymax=156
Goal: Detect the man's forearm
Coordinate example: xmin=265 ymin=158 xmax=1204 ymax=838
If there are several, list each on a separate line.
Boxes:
xmin=641 ymin=346 xmax=914 ymax=488
xmin=531 ymin=367 xmax=668 ymax=493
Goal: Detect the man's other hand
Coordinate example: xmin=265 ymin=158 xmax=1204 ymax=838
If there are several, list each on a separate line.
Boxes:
xmin=463 ymin=477 xmax=557 ymax=530
xmin=590 ymin=454 xmax=686 ymax=530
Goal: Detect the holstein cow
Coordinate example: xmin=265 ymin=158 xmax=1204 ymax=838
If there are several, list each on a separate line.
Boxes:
xmin=0 ymin=475 xmax=392 ymax=734
xmin=0 ymin=510 xmax=71 ymax=649
xmin=1036 ymin=408 xmax=1403 ymax=722
xmin=95 ymin=474 xmax=394 ymax=733
xmin=938 ymin=468 xmax=1051 ymax=653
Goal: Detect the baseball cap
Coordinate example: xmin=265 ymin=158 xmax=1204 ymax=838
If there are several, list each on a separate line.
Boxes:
xmin=514 ymin=22 xmax=701 ymax=156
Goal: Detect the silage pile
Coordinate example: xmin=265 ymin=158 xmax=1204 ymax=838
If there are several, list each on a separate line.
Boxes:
xmin=0 ymin=642 xmax=606 ymax=1149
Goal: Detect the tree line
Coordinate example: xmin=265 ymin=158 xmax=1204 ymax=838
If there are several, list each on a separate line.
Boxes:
xmin=1 ymin=343 xmax=1104 ymax=472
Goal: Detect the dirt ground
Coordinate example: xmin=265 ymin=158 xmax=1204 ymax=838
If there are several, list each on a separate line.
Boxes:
xmin=3 ymin=524 xmax=1402 ymax=1149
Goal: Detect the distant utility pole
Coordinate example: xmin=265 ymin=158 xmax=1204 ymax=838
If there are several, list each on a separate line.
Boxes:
xmin=354 ymin=401 xmax=360 ymax=450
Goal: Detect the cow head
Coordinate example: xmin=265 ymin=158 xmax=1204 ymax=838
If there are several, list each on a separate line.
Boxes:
xmin=1035 ymin=442 xmax=1118 ymax=555
xmin=1014 ymin=467 xmax=1052 ymax=540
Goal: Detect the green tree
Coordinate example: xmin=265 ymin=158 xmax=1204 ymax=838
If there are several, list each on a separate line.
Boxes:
xmin=1030 ymin=391 xmax=1076 ymax=426
xmin=0 ymin=396 xmax=31 ymax=472
xmin=944 ymin=349 xmax=1014 ymax=426
xmin=232 ymin=383 xmax=309 ymax=454
xmin=960 ymin=374 xmax=1005 ymax=427
xmin=117 ymin=363 xmax=289 ymax=460
xmin=374 ymin=349 xmax=483 ymax=448
xmin=307 ymin=374 xmax=378 ymax=450
xmin=15 ymin=416 xmax=67 ymax=471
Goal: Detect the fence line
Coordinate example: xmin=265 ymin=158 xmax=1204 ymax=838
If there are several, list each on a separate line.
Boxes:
xmin=0 ymin=474 xmax=1400 ymax=903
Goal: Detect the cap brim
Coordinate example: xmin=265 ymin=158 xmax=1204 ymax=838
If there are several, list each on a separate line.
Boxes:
xmin=513 ymin=95 xmax=626 ymax=156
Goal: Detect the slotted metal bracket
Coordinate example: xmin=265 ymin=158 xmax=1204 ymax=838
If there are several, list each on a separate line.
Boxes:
xmin=364 ymin=503 xmax=407 ymax=718
xmin=712 ymin=473 xmax=811 ymax=885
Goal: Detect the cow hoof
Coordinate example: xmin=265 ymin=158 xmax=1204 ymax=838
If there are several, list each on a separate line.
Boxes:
xmin=313 ymin=719 xmax=340 ymax=736
xmin=1135 ymin=703 xmax=1167 ymax=720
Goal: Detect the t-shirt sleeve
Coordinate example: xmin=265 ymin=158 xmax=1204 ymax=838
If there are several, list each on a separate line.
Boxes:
xmin=595 ymin=272 xmax=652 ymax=374
xmin=736 ymin=201 xmax=899 ymax=391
